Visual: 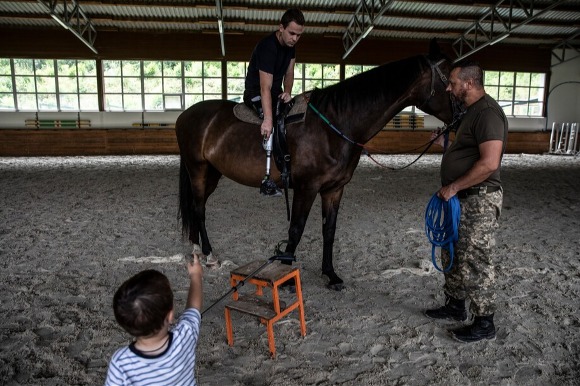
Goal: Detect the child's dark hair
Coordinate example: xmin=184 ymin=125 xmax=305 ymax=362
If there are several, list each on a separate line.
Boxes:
xmin=113 ymin=269 xmax=174 ymax=337
xmin=281 ymin=8 xmax=305 ymax=28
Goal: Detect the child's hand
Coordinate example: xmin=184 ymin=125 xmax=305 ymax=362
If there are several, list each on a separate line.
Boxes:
xmin=187 ymin=253 xmax=203 ymax=277
xmin=185 ymin=253 xmax=203 ymax=310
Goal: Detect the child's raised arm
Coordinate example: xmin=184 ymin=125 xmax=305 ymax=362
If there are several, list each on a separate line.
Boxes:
xmin=186 ymin=254 xmax=203 ymax=311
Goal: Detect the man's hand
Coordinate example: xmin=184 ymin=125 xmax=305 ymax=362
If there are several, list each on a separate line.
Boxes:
xmin=437 ymin=184 xmax=459 ymax=202
xmin=430 ymin=128 xmax=446 ymax=148
xmin=278 ymin=92 xmax=292 ymax=103
xmin=261 ymin=118 xmax=273 ymax=139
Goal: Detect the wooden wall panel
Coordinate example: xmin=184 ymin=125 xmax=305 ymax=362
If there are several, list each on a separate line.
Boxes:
xmin=0 ymin=129 xmax=550 ymax=157
xmin=366 ymin=131 xmax=550 ymax=154
xmin=0 ymin=28 xmax=551 ymax=72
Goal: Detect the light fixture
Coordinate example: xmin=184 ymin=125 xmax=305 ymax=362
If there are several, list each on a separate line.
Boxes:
xmin=361 ymin=25 xmax=374 ymax=39
xmin=50 ymin=13 xmax=69 ymax=30
xmin=490 ymin=33 xmax=510 ymax=46
xmin=342 ymin=25 xmax=374 ymax=59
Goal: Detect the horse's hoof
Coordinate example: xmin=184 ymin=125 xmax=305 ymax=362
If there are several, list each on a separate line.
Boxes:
xmin=323 ymin=272 xmax=344 ymax=291
xmin=205 ymin=253 xmax=221 ymax=269
xmin=327 ymin=282 xmax=345 ymax=291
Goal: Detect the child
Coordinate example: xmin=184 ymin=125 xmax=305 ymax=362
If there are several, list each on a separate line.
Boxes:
xmin=104 ymin=254 xmax=203 ymax=386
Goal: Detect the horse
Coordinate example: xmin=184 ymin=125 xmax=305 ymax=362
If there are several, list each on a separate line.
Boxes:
xmin=176 ymin=40 xmax=455 ymax=291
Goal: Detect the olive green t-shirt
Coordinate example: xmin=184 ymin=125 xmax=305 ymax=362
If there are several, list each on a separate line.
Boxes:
xmin=440 ymin=94 xmax=508 ymax=186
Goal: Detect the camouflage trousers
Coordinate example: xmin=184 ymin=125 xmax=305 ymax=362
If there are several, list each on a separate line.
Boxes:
xmin=441 ymin=189 xmax=503 ymax=316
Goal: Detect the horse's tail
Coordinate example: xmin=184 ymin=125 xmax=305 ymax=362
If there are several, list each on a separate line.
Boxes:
xmin=178 ymin=156 xmax=194 ymax=239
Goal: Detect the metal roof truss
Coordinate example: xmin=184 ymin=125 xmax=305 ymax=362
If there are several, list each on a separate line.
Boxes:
xmin=452 ymin=0 xmax=569 ymax=62
xmin=37 ymin=0 xmax=98 ymax=54
xmin=342 ymin=0 xmax=396 ymax=60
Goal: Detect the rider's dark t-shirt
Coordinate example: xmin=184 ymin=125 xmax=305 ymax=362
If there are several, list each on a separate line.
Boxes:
xmin=440 ymin=94 xmax=508 ymax=187
xmin=244 ymin=32 xmax=295 ymax=101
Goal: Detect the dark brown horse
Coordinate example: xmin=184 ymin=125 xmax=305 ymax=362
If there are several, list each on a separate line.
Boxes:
xmin=176 ymin=40 xmax=455 ymax=290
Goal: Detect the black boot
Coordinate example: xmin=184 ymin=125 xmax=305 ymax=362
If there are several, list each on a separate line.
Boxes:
xmin=450 ymin=314 xmax=496 ymax=343
xmin=260 ymin=178 xmax=282 ymax=197
xmin=424 ymin=295 xmax=467 ymax=322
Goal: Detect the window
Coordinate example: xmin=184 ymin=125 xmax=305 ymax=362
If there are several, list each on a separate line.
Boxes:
xmin=2 ymin=59 xmax=98 ymax=111
xmin=293 ymin=63 xmax=340 ymax=95
xmin=103 ymin=60 xmax=223 ymax=111
xmin=484 ymin=71 xmax=545 ymax=116
xmin=345 ymin=64 xmax=376 ymax=79
xmin=143 ymin=60 xmax=183 ymax=110
xmin=184 ymin=61 xmax=222 ymax=108
xmin=103 ymin=60 xmax=142 ymax=111
xmin=227 ymin=62 xmax=248 ymax=102
xmin=57 ymin=59 xmax=98 ymax=111
xmin=0 ymin=58 xmax=548 ymax=118
xmin=0 ymin=58 xmax=15 ymax=110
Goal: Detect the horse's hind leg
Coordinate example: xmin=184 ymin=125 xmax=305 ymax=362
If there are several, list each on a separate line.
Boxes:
xmin=198 ymin=164 xmax=222 ymax=265
xmin=185 ymin=160 xmax=222 ymax=266
xmin=320 ymin=188 xmax=345 ymax=291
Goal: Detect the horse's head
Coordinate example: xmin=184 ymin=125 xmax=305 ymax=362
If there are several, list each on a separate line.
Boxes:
xmin=414 ymin=39 xmax=455 ymax=125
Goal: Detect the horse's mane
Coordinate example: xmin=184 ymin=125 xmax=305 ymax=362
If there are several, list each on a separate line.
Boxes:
xmin=309 ymin=55 xmax=425 ymax=112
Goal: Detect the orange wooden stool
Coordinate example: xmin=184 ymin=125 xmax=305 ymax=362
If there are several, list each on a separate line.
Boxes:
xmin=224 ymin=260 xmax=306 ymax=358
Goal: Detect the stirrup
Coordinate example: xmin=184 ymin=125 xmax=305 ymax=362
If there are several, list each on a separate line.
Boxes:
xmin=260 ymin=178 xmax=282 ymax=196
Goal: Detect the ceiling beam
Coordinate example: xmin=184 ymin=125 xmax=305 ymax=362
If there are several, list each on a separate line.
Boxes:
xmin=452 ymin=0 xmax=570 ymax=62
xmin=551 ymin=29 xmax=580 ymax=66
xmin=342 ymin=0 xmax=396 ymax=60
xmin=37 ymin=0 xmax=98 ymax=54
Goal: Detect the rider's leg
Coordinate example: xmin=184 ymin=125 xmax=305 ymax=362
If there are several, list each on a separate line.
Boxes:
xmin=260 ymin=98 xmax=282 ymax=197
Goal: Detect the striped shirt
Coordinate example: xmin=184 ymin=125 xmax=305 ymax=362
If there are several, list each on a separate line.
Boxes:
xmin=104 ymin=308 xmax=201 ymax=386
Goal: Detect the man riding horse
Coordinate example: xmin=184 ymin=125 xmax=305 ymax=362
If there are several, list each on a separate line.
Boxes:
xmin=243 ymin=8 xmax=305 ymax=197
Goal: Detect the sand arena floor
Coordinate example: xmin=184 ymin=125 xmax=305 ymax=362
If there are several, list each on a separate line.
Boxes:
xmin=0 ymin=153 xmax=579 ymax=385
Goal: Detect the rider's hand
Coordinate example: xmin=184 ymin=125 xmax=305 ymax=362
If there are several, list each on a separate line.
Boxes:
xmin=279 ymin=93 xmax=292 ymax=103
xmin=261 ymin=118 xmax=273 ymax=139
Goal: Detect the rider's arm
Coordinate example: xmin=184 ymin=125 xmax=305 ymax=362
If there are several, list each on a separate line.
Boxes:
xmin=281 ymin=59 xmax=296 ymax=102
xmin=259 ymin=70 xmax=275 ymax=138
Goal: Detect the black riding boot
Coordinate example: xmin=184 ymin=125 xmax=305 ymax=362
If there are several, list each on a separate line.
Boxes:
xmin=450 ymin=314 xmax=496 ymax=342
xmin=424 ymin=295 xmax=468 ymax=322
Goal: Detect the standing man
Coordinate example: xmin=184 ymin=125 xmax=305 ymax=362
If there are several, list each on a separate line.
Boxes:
xmin=424 ymin=60 xmax=508 ymax=343
xmin=244 ymin=8 xmax=305 ymax=196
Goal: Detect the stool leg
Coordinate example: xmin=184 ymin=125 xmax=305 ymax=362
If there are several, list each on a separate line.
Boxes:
xmin=266 ymin=320 xmax=276 ymax=358
xmin=295 ymin=271 xmax=307 ymax=337
xmin=225 ymin=307 xmax=234 ymax=346
xmin=230 ymin=276 xmax=239 ymax=301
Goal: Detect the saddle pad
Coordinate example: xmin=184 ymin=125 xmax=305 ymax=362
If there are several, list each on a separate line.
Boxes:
xmin=233 ymin=91 xmax=311 ymax=125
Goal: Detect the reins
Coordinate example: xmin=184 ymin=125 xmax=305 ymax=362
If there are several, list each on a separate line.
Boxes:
xmin=307 ymin=102 xmax=465 ymax=171
xmin=307 ymin=56 xmax=462 ymax=171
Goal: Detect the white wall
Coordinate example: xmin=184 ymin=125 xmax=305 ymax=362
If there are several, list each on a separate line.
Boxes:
xmin=547 ymin=48 xmax=580 ymax=128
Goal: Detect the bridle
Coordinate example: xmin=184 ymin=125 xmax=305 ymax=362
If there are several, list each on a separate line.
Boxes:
xmin=418 ymin=56 xmax=466 ymax=138
xmin=417 ymin=57 xmax=449 ymax=111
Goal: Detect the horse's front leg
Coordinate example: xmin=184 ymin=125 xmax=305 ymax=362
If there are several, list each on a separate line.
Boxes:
xmin=320 ymin=188 xmax=345 ymax=291
xmin=285 ymin=188 xmax=318 ymax=257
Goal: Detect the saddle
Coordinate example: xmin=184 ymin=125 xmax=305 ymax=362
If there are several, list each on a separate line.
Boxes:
xmin=233 ymin=92 xmax=311 ymax=188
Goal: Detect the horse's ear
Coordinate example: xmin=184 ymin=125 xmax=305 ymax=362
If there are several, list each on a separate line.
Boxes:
xmin=429 ymin=38 xmax=441 ymax=58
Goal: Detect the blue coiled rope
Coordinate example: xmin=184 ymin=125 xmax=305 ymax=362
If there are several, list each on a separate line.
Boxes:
xmin=425 ymin=193 xmax=461 ymax=272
